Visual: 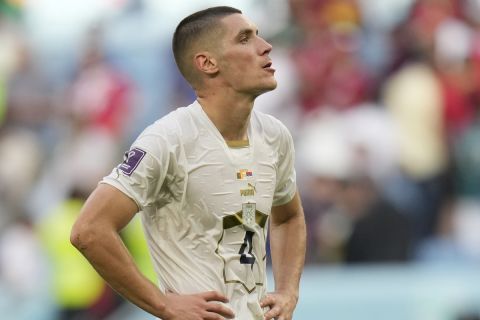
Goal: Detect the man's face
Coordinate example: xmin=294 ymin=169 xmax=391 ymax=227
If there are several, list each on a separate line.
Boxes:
xmin=215 ymin=14 xmax=277 ymax=96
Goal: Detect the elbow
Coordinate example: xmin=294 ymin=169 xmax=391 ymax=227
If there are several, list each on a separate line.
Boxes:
xmin=70 ymin=220 xmax=97 ymax=252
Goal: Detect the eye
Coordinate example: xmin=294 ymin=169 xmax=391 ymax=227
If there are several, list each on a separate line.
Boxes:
xmin=240 ymin=37 xmax=249 ymax=44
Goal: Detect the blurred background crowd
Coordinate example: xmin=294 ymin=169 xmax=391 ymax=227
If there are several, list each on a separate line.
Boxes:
xmin=1 ymin=0 xmax=480 ymax=319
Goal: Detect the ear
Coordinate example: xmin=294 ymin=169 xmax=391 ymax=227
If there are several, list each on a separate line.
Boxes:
xmin=194 ymin=52 xmax=219 ymax=75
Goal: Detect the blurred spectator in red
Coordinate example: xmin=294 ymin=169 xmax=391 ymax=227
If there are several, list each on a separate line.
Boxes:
xmin=434 ymin=17 xmax=476 ymax=140
xmin=28 ymin=26 xmax=134 ymax=221
xmin=63 ymin=26 xmax=133 ymax=193
xmin=0 ymin=21 xmax=16 ymax=124
xmin=289 ymin=0 xmax=371 ymax=113
xmin=388 ymin=0 xmax=478 ymax=141
xmin=449 ymin=3 xmax=480 ymax=200
xmin=389 ymin=0 xmax=460 ymax=71
xmin=66 ymin=26 xmax=132 ymax=139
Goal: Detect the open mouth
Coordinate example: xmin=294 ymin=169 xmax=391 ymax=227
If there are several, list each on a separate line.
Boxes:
xmin=263 ymin=62 xmax=272 ymax=68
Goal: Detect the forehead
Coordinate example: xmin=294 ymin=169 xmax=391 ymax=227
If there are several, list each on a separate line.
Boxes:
xmin=220 ymin=13 xmax=257 ymax=38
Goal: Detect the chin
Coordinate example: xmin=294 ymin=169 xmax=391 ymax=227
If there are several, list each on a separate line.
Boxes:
xmin=261 ymin=79 xmax=278 ymax=92
xmin=247 ymin=78 xmax=278 ymax=97
xmin=253 ymin=85 xmax=277 ymax=98
xmin=267 ymin=80 xmax=278 ymax=91
xmin=263 ymin=82 xmax=278 ymax=94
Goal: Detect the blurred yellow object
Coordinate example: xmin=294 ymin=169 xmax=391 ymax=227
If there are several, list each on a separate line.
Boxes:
xmin=6 ymin=0 xmax=24 ymax=8
xmin=37 ymin=199 xmax=105 ymax=309
xmin=384 ymin=63 xmax=448 ymax=179
xmin=322 ymin=0 xmax=361 ymax=27
xmin=121 ymin=215 xmax=157 ymax=283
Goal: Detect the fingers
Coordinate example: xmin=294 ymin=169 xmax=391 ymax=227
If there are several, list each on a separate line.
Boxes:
xmin=262 ymin=294 xmax=294 ymax=320
xmin=206 ymin=303 xmax=235 ymax=319
xmin=261 ymin=294 xmax=280 ymax=320
xmin=198 ymin=291 xmax=235 ymax=319
xmin=203 ymin=312 xmax=230 ymax=320
xmin=264 ymin=305 xmax=281 ymax=320
xmin=260 ymin=294 xmax=275 ymax=308
xmin=200 ymin=290 xmax=229 ymax=303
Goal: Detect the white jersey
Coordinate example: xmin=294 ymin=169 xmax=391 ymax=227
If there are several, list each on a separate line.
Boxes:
xmin=102 ymin=101 xmax=296 ymax=320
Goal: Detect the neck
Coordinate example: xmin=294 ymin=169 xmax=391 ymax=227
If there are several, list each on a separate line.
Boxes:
xmin=197 ymin=89 xmax=255 ymax=141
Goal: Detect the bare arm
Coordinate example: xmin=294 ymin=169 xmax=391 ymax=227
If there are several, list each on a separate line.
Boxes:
xmin=261 ymin=191 xmax=306 ymax=320
xmin=70 ymin=183 xmax=234 ymax=320
xmin=70 ymin=183 xmax=166 ymax=316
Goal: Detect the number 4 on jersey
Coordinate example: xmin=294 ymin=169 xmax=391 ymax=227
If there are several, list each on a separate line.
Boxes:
xmin=239 ymin=230 xmax=255 ymax=265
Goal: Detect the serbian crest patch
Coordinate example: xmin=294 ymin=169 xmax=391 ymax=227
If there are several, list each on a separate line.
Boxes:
xmin=119 ymin=147 xmax=146 ymax=176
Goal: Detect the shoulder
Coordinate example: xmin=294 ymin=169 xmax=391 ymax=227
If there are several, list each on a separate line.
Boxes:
xmin=144 ymin=105 xmax=193 ymax=136
xmin=252 ymin=109 xmax=292 ymax=143
xmin=133 ymin=103 xmax=197 ymax=154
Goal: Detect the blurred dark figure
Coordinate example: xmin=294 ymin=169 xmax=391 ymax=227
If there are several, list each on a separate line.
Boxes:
xmin=344 ymin=176 xmax=413 ymax=263
xmin=456 ymin=311 xmax=480 ymax=320
xmin=302 ymin=175 xmax=348 ymax=263
xmin=453 ymin=106 xmax=480 ymax=198
xmin=297 ymin=108 xmax=412 ymax=263
xmin=303 ymin=173 xmax=413 ymax=264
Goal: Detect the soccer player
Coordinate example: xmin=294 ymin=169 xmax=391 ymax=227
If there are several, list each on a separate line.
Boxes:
xmin=70 ymin=6 xmax=306 ymax=320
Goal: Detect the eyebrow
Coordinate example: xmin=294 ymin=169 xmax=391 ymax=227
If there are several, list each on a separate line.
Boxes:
xmin=235 ymin=27 xmax=258 ymax=40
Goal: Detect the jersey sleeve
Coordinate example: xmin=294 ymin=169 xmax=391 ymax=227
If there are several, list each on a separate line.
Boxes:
xmin=272 ymin=124 xmax=297 ymax=206
xmin=101 ymin=134 xmax=170 ymax=210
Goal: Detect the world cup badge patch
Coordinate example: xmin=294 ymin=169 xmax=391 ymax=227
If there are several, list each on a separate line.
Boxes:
xmin=119 ymin=147 xmax=146 ymax=176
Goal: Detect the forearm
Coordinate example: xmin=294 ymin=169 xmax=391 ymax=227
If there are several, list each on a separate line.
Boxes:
xmin=72 ymin=226 xmax=166 ymax=317
xmin=269 ymin=211 xmax=306 ymax=297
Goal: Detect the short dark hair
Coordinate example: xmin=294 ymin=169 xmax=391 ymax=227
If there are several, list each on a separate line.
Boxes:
xmin=172 ymin=6 xmax=242 ymax=85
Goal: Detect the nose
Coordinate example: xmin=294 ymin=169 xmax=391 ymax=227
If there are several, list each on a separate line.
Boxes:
xmin=259 ymin=36 xmax=272 ymax=55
